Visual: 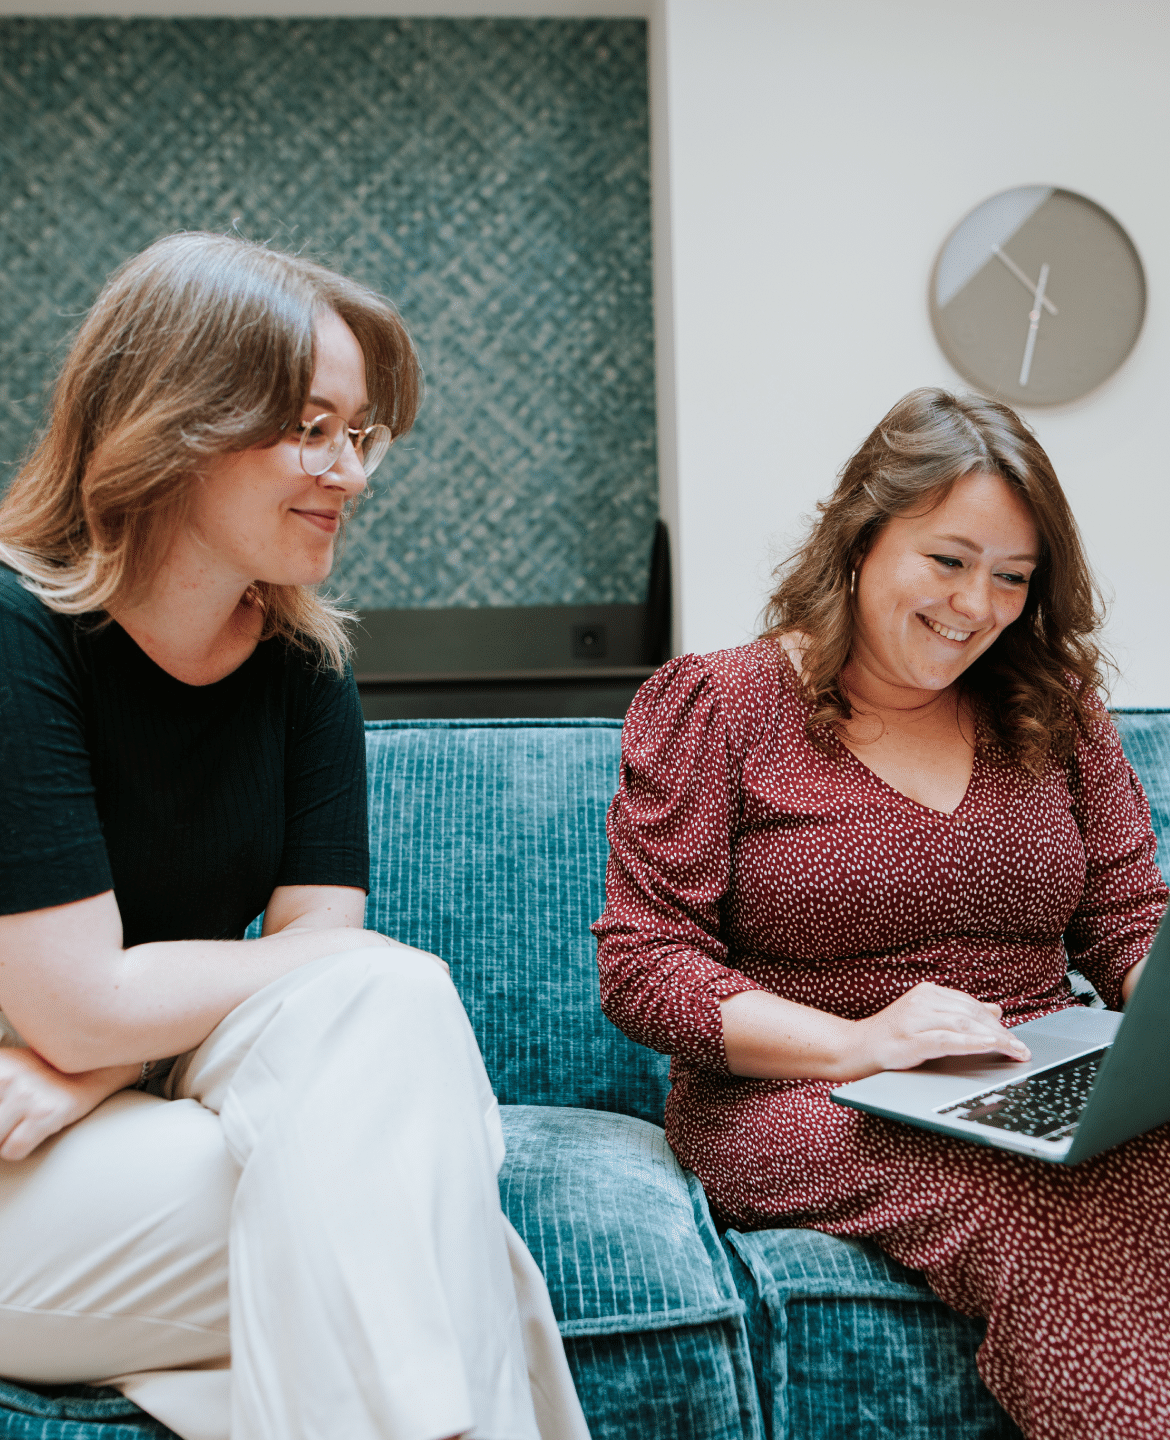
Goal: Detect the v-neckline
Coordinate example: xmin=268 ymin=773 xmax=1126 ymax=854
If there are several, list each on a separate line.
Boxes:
xmin=829 ymin=727 xmax=978 ymax=819
xmin=773 ymin=640 xmax=978 ymax=819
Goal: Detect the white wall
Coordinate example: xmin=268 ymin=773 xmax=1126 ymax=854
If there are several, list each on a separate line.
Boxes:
xmin=662 ymin=0 xmax=1170 ymax=705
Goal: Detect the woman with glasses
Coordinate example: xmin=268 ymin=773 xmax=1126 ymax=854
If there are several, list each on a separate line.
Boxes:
xmin=0 ymin=232 xmax=588 ymax=1440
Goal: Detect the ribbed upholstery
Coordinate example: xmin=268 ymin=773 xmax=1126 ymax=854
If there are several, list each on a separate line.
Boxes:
xmin=0 ymin=1381 xmax=174 ymax=1439
xmin=561 ymin=1328 xmax=760 ymax=1440
xmin=723 ymin=1229 xmax=1023 ymax=1440
xmin=363 ymin=718 xmax=672 ymax=1126
xmin=1114 ymin=711 xmax=1170 ymax=884
xmin=500 ymin=1106 xmax=762 ymax=1439
xmin=7 ymin=710 xmax=1166 ymax=1438
xmin=499 ymin=1107 xmax=744 ymax=1335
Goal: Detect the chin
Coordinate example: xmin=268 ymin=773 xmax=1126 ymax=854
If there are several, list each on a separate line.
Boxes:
xmin=925 ymin=668 xmax=971 ymax=691
xmin=285 ymin=545 xmax=336 ymax=588
xmin=256 ymin=559 xmax=334 ymax=590
xmin=902 ymin=659 xmax=963 ymax=691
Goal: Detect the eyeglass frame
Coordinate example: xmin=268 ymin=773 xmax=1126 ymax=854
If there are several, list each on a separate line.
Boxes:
xmin=292 ymin=412 xmax=394 ymax=478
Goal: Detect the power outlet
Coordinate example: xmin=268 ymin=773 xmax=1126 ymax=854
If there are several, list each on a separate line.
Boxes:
xmin=571 ymin=624 xmax=608 ymax=660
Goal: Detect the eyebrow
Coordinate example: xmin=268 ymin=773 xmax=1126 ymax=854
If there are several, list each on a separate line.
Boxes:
xmin=307 ymin=394 xmax=371 ymax=421
xmin=932 ymin=533 xmax=1039 ymax=564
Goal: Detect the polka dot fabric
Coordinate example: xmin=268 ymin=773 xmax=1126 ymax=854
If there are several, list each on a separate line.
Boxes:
xmin=593 ymin=640 xmax=1170 ymax=1439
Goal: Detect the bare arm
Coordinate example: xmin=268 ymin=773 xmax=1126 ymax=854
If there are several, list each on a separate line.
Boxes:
xmin=720 ymin=981 xmax=1031 ymax=1082
xmin=1121 ymin=958 xmax=1146 ymax=1005
xmin=260 ymin=883 xmax=368 ymax=938
xmin=0 ymin=883 xmax=379 ymax=1074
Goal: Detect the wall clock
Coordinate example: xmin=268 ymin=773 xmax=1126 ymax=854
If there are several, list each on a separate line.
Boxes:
xmin=929 ymin=186 xmax=1146 ymax=407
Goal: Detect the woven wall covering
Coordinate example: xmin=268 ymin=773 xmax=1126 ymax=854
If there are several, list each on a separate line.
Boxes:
xmin=0 ymin=18 xmax=657 ymax=609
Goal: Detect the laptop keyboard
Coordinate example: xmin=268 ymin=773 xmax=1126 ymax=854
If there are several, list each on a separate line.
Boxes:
xmin=936 ymin=1048 xmax=1107 ymax=1142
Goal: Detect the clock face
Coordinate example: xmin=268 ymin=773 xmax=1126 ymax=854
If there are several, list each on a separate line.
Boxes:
xmin=929 ymin=186 xmax=1146 ymax=407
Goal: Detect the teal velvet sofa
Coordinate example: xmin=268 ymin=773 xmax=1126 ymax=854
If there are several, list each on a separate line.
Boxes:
xmin=2 ymin=711 xmax=1167 ymax=1440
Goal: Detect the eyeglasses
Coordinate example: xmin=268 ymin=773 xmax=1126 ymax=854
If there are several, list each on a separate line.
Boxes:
xmin=297 ymin=413 xmax=394 ymax=478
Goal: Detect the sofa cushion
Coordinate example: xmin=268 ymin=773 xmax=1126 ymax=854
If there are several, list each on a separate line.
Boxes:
xmin=1115 ymin=711 xmax=1170 ymax=885
xmin=0 ymin=1379 xmax=176 ymax=1439
xmin=723 ymin=1226 xmax=1022 ymax=1440
xmin=500 ymin=1105 xmax=763 ymax=1439
xmin=560 ymin=1328 xmax=760 ymax=1440
xmin=500 ymin=1104 xmax=743 ymax=1334
xmin=363 ymin=719 xmax=672 ymax=1125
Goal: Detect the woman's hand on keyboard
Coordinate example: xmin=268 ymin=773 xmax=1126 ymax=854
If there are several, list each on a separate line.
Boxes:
xmin=856 ymin=982 xmax=1032 ymax=1073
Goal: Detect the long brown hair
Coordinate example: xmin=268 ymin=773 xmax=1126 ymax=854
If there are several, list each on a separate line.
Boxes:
xmin=0 ymin=231 xmax=422 ymax=672
xmin=763 ymin=388 xmax=1107 ymax=771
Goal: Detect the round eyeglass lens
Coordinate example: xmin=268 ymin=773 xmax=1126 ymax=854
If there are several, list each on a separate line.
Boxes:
xmin=299 ymin=415 xmax=394 ymax=478
xmin=299 ymin=414 xmax=347 ymax=477
xmin=359 ymin=423 xmax=393 ymax=477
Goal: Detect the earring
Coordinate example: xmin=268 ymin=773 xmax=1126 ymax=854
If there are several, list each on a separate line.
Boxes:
xmin=849 ymin=568 xmax=857 ymax=598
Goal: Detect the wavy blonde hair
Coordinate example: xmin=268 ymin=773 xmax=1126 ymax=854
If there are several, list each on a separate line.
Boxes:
xmin=763 ymin=388 xmax=1108 ymax=772
xmin=0 ymin=231 xmax=421 ymax=672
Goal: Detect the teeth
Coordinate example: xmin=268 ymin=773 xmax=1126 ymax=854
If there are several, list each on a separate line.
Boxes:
xmin=922 ymin=616 xmax=973 ymax=642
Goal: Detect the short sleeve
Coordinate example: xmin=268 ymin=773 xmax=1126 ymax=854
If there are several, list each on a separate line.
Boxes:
xmin=275 ymin=656 xmax=370 ymax=893
xmin=592 ymin=653 xmax=771 ymax=1073
xmin=1064 ymin=700 xmax=1169 ymax=1010
xmin=0 ymin=570 xmax=113 ymax=915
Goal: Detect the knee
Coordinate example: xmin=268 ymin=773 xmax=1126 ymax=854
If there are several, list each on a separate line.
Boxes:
xmin=318 ymin=943 xmax=468 ymax=1030
xmin=98 ymin=1093 xmax=235 ymax=1261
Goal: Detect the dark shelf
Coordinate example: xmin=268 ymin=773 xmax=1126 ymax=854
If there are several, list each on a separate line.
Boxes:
xmin=352 ymin=523 xmax=671 ymax=722
xmin=359 ymin=671 xmax=649 ymax=721
xmin=354 ymin=665 xmax=656 ymax=686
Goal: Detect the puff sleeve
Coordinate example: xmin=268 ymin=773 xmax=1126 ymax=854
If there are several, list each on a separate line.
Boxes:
xmin=1064 ymin=700 xmax=1168 ymax=1010
xmin=592 ymin=653 xmax=770 ymax=1073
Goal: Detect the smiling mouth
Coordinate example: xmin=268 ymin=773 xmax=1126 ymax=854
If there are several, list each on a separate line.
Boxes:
xmin=919 ymin=614 xmax=974 ymax=643
xmin=292 ymin=509 xmax=341 ymax=534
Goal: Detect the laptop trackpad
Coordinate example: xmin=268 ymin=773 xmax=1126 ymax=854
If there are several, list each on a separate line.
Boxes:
xmin=921 ymin=1009 xmax=1120 ymax=1084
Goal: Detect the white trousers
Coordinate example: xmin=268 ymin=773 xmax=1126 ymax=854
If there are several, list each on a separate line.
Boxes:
xmin=0 ymin=946 xmax=590 ymax=1440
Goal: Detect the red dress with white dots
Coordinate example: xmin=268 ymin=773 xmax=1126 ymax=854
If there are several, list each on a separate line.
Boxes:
xmin=593 ymin=640 xmax=1170 ymax=1440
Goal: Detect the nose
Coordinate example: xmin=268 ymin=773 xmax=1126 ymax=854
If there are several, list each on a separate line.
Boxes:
xmin=320 ymin=435 xmax=368 ymax=496
xmin=950 ymin=567 xmax=993 ymax=622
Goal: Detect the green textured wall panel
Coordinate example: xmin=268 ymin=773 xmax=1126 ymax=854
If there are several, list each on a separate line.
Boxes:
xmin=0 ymin=17 xmax=657 ymax=609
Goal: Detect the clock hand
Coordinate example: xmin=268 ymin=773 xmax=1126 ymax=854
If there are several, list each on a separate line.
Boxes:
xmin=1018 ymin=262 xmax=1049 ymax=387
xmin=992 ymin=245 xmax=1059 ymax=316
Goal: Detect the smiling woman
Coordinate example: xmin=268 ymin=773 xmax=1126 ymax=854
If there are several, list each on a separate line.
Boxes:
xmin=592 ymin=388 xmax=1169 ymax=1440
xmin=763 ymin=388 xmax=1106 ymax=775
xmin=186 ymin=309 xmax=375 ymax=584
xmin=0 ymin=233 xmax=588 ymax=1440
xmin=127 ymin=307 xmax=381 ymax=685
xmin=798 ymin=468 xmax=1037 ymax=818
xmin=850 ymin=472 xmax=1039 ymax=685
xmin=0 ymin=232 xmax=419 ymax=675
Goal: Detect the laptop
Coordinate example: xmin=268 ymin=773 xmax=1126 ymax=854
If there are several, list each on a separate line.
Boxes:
xmin=831 ymin=910 xmax=1170 ymax=1165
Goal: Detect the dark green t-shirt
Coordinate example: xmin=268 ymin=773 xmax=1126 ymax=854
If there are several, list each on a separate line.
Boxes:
xmin=0 ymin=565 xmax=369 ymax=944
